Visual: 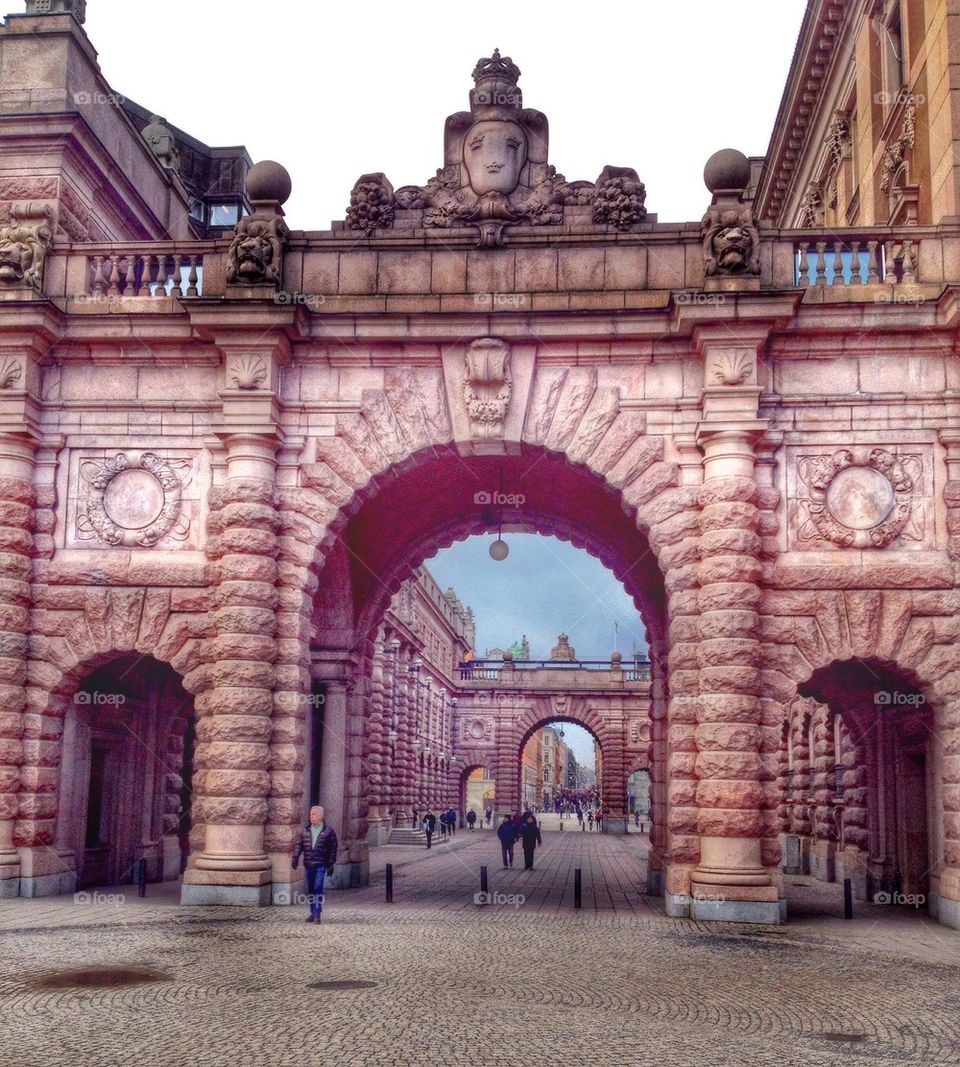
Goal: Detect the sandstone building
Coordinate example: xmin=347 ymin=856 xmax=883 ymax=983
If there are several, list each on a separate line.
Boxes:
xmin=0 ymin=0 xmax=959 ymax=927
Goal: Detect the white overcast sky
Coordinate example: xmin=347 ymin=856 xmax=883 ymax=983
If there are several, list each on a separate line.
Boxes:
xmin=40 ymin=0 xmax=809 ymax=230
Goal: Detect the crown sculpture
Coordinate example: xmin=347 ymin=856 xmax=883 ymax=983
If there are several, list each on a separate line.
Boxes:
xmin=344 ymin=50 xmax=648 ymax=247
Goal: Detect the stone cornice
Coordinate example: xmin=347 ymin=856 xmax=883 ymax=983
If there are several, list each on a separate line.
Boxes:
xmin=755 ymin=1 xmax=851 ymax=226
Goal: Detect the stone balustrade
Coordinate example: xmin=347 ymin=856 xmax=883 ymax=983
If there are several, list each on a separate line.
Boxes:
xmin=41 ymin=227 xmax=959 ymax=310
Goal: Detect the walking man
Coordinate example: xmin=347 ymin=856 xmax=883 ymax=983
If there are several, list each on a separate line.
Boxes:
xmin=466 ymin=809 xmax=477 ymax=831
xmin=520 ymin=813 xmax=542 ymax=871
xmin=290 ymin=805 xmax=338 ymax=924
xmin=497 ymin=815 xmax=517 ymax=869
xmin=423 ymin=809 xmax=437 ymax=848
xmin=587 ymin=811 xmax=594 ymax=831
xmin=596 ymin=810 xmax=603 ymax=832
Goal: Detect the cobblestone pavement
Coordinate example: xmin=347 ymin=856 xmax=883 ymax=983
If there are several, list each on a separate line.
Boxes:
xmin=3 ymin=829 xmax=960 ymax=1067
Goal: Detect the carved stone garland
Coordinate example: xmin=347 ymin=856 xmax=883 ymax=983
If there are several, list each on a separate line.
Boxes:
xmin=78 ymin=451 xmax=190 ymax=547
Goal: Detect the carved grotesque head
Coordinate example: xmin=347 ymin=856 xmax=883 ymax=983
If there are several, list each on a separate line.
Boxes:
xmin=711 ymin=225 xmax=753 ymax=272
xmin=0 ymin=233 xmax=30 ymax=283
xmin=227 ymin=216 xmax=284 ymax=285
xmin=463 ymin=119 xmax=528 ymax=196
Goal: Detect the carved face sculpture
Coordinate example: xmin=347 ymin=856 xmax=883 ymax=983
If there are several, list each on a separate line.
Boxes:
xmin=227 ymin=218 xmax=279 ymax=283
xmin=712 ymin=225 xmax=753 ymax=272
xmin=0 ymin=235 xmax=29 ymax=283
xmin=463 ymin=120 xmax=528 ymax=196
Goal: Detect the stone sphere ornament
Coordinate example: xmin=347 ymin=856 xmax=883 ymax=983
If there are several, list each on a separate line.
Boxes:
xmin=245 ymin=160 xmax=292 ymax=205
xmin=489 ymin=538 xmax=509 ymax=561
xmin=703 ymin=148 xmax=751 ymax=193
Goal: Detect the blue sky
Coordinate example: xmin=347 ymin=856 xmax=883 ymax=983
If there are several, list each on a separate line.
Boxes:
xmin=425 ymin=533 xmax=648 ymax=662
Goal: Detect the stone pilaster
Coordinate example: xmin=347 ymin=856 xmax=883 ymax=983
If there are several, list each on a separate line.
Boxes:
xmin=365 ymin=640 xmax=391 ymax=845
xmin=0 ymin=436 xmax=34 ymax=897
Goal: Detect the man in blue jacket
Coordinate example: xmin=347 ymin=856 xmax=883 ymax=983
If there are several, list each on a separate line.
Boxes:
xmin=291 ymin=805 xmax=338 ymax=923
xmin=497 ymin=815 xmax=517 ymax=868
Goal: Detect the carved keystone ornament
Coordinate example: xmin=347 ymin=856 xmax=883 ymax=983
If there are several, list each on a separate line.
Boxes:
xmin=78 ymin=451 xmax=191 ymax=547
xmin=796 ymin=447 xmax=921 ymax=549
xmin=463 ymin=337 xmax=512 ymax=438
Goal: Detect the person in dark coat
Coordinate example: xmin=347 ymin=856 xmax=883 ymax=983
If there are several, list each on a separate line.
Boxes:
xmin=466 ymin=809 xmax=477 ymax=831
xmin=423 ymin=810 xmax=437 ymax=848
xmin=446 ymin=808 xmax=457 ymax=835
xmin=520 ymin=813 xmax=542 ymax=871
xmin=290 ymin=805 xmax=338 ymax=923
xmin=497 ymin=815 xmax=517 ymax=868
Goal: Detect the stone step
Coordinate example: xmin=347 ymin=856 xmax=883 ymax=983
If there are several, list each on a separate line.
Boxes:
xmin=387 ymin=828 xmax=428 ymax=845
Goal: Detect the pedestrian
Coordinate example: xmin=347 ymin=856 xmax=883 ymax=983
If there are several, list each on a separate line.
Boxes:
xmin=485 ymin=807 xmax=493 ymax=826
xmin=290 ymin=805 xmax=338 ymax=924
xmin=439 ymin=812 xmax=448 ymax=841
xmin=578 ymin=810 xmax=584 ymax=831
xmin=497 ymin=815 xmax=517 ymax=869
xmin=596 ymin=810 xmax=603 ymax=831
xmin=423 ymin=809 xmax=437 ymax=848
xmin=520 ymin=813 xmax=542 ymax=871
xmin=588 ymin=811 xmax=594 ymax=831
xmin=466 ymin=809 xmax=477 ymax=831
xmin=447 ymin=807 xmax=457 ymax=835
xmin=412 ymin=808 xmax=419 ymax=830
xmin=634 ymin=811 xmax=640 ymax=828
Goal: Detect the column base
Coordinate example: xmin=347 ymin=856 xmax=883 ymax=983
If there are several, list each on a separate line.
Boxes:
xmin=366 ymin=820 xmax=392 ymax=847
xmin=809 ymin=839 xmax=836 ymax=882
xmin=602 ymin=817 xmax=627 ymax=835
xmin=689 ymin=882 xmax=783 ymax=924
xmin=0 ymin=875 xmax=20 ymax=898
xmin=181 ymin=868 xmax=271 ymax=907
xmin=20 ymin=871 xmax=77 ymax=898
xmin=323 ymin=859 xmax=369 ymax=889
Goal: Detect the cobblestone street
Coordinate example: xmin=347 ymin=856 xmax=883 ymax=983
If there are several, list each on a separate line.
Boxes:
xmin=3 ymin=827 xmax=960 ymax=1067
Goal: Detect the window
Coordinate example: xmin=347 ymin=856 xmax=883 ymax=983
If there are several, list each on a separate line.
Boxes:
xmin=208 ymin=202 xmax=240 ymax=227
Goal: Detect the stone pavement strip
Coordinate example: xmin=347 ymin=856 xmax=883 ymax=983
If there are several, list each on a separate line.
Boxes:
xmin=2 ymin=828 xmax=960 ymax=1067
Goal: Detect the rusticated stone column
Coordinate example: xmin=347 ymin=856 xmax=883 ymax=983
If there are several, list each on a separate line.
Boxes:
xmin=0 ymin=436 xmax=33 ymax=897
xmin=365 ymin=640 xmax=391 ymax=845
xmin=182 ymin=434 xmax=277 ymax=906
xmin=808 ymin=710 xmax=836 ymax=881
xmin=690 ymin=424 xmax=779 ymax=923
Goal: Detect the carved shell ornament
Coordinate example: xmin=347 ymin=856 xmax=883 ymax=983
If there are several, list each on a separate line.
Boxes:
xmin=709 ymin=351 xmax=753 ymax=385
xmin=77 ymin=451 xmax=190 ymax=547
xmin=0 ymin=357 xmax=22 ymax=389
xmin=796 ymin=447 xmax=921 ymax=549
xmin=230 ymin=354 xmax=268 ymax=390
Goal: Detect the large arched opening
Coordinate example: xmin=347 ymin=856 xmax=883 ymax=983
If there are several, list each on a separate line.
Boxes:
xmin=304 ymin=442 xmax=670 ymax=887
xmin=781 ymin=657 xmax=939 ymax=916
xmin=53 ymin=654 xmax=195 ymax=893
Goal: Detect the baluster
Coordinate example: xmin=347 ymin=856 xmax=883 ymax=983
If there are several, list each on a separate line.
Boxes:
xmin=107 ymin=255 xmax=120 ymax=297
xmin=883 ymin=240 xmax=898 ymax=284
xmin=901 ymin=238 xmax=916 ymax=283
xmin=815 ymin=241 xmax=827 ymax=287
xmin=831 ymin=241 xmax=844 ymax=285
xmin=866 ymin=240 xmax=880 ymax=283
xmin=849 ymin=241 xmax=863 ymax=285
xmin=186 ymin=256 xmax=199 ymax=297
xmin=91 ymin=255 xmax=106 ymax=296
xmin=169 ymin=253 xmax=183 ymax=297
xmin=133 ymin=255 xmax=148 ymax=297
xmin=153 ymin=254 xmax=167 ymax=296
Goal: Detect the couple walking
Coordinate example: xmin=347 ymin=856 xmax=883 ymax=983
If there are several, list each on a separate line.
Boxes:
xmin=497 ymin=812 xmax=542 ymax=871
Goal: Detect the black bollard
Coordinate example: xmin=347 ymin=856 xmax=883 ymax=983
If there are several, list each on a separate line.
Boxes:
xmin=574 ymin=867 xmax=582 ymax=910
xmin=480 ymin=865 xmax=489 ymax=899
xmin=843 ymin=877 xmax=853 ymax=920
xmin=386 ymin=862 xmax=394 ymax=904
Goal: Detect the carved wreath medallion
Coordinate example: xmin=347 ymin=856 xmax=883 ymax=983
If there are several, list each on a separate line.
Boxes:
xmin=796 ymin=448 xmax=921 ymax=549
xmin=77 ymin=451 xmax=190 ymax=547
xmin=462 ymin=717 xmax=494 ymax=743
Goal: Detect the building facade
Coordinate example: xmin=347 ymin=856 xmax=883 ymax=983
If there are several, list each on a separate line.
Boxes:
xmin=1 ymin=0 xmax=959 ymax=927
